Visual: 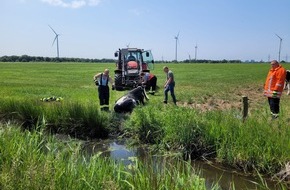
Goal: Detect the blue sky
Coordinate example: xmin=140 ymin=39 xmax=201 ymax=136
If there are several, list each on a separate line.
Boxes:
xmin=1 ymin=0 xmax=290 ymax=61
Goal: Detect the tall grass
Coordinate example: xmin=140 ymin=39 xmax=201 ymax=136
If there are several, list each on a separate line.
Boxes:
xmin=0 ymin=123 xmax=121 ymax=189
xmin=0 ymin=99 xmax=113 ymax=139
xmin=0 ymin=123 xmax=217 ymax=190
xmin=122 ymin=157 xmax=215 ymax=190
xmin=203 ymin=111 xmax=290 ymax=173
xmin=124 ymin=104 xmax=290 ymax=178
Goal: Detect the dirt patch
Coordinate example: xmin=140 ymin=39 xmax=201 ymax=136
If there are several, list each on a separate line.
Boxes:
xmin=182 ymin=98 xmax=240 ymax=112
xmin=179 ymin=85 xmax=266 ymax=112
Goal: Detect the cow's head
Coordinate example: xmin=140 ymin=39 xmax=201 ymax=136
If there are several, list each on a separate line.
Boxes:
xmin=114 ymin=96 xmax=137 ymax=113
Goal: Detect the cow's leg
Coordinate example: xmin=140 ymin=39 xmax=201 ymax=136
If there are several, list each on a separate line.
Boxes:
xmin=140 ymin=98 xmax=145 ymax=105
xmin=287 ymin=83 xmax=290 ymax=95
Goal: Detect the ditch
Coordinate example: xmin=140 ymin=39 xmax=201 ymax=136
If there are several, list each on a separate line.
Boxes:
xmin=79 ymin=138 xmax=279 ymax=190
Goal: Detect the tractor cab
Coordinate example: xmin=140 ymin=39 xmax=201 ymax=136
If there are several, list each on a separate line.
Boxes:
xmin=114 ymin=48 xmax=154 ymax=91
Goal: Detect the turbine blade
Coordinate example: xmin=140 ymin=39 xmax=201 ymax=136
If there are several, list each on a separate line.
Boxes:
xmin=275 ymin=33 xmax=282 ymax=40
xmin=52 ymin=36 xmax=57 ymax=46
xmin=48 ymin=25 xmax=58 ymax=35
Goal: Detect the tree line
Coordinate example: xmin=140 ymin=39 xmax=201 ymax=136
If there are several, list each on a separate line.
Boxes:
xmin=0 ymin=55 xmax=243 ymax=63
xmin=156 ymin=59 xmax=242 ymax=63
xmin=0 ymin=55 xmax=115 ymax=63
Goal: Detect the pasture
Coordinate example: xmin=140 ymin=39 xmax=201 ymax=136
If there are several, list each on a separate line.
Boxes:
xmin=1 ymin=62 xmax=290 ymax=120
xmin=0 ymin=62 xmax=290 ymax=189
xmin=0 ymin=62 xmax=287 ymax=111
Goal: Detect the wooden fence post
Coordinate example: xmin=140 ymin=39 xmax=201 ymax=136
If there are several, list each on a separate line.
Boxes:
xmin=242 ymin=96 xmax=248 ymax=121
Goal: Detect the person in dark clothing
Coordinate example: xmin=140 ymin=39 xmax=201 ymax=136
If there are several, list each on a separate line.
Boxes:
xmin=141 ymin=72 xmax=157 ymax=95
xmin=93 ymin=69 xmax=115 ymax=111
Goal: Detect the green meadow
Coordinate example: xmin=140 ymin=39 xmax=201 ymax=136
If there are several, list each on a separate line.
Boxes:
xmin=0 ymin=62 xmax=290 ymax=189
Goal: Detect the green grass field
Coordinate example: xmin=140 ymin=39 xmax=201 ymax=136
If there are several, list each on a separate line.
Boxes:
xmin=1 ymin=62 xmax=290 ymax=119
xmin=0 ymin=62 xmax=290 ymax=189
xmin=0 ymin=62 xmax=288 ymax=108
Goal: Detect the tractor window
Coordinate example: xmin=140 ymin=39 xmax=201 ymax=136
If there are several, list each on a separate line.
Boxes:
xmin=142 ymin=50 xmax=154 ymax=70
xmin=126 ymin=51 xmax=142 ymax=63
xmin=128 ymin=55 xmax=136 ymax=61
xmin=126 ymin=52 xmax=138 ymax=62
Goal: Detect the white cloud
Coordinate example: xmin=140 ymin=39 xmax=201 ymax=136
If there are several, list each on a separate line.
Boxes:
xmin=41 ymin=0 xmax=101 ymax=9
xmin=88 ymin=0 xmax=101 ymax=6
xmin=71 ymin=0 xmax=86 ymax=8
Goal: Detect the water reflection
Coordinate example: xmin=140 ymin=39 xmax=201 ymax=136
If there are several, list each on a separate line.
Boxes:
xmin=81 ymin=138 xmax=279 ymax=190
xmin=192 ymin=160 xmax=277 ymax=190
xmin=82 ymin=139 xmax=148 ymax=166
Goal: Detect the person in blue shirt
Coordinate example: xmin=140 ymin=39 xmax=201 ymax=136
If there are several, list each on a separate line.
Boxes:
xmin=163 ymin=66 xmax=176 ymax=105
xmin=93 ymin=69 xmax=115 ymax=111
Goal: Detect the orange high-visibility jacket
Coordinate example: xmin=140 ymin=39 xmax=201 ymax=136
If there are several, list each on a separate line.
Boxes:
xmin=264 ymin=65 xmax=286 ymax=98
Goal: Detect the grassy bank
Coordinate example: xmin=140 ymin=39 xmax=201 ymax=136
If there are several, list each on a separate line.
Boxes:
xmin=124 ymin=105 xmax=290 ymax=176
xmin=0 ymin=99 xmax=112 ymax=139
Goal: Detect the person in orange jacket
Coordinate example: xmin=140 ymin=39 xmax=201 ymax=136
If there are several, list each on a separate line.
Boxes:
xmin=264 ymin=60 xmax=286 ymax=119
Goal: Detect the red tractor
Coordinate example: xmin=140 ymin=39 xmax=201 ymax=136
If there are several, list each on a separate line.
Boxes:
xmin=114 ymin=48 xmax=154 ymax=91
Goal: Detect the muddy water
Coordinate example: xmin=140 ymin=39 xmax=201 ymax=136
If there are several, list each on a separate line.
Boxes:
xmin=82 ymin=138 xmax=279 ymax=190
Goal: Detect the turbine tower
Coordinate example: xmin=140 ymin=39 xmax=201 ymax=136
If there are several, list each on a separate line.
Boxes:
xmin=275 ymin=33 xmax=282 ymax=62
xmin=49 ymin=25 xmax=60 ymax=58
xmin=195 ymin=43 xmax=198 ymax=61
xmin=174 ymin=32 xmax=180 ymax=62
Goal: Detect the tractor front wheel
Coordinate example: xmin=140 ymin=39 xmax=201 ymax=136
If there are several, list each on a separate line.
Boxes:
xmin=114 ymin=74 xmax=124 ymax=91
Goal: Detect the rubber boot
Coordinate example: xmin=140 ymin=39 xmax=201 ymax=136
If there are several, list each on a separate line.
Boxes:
xmin=102 ymin=106 xmax=110 ymax=112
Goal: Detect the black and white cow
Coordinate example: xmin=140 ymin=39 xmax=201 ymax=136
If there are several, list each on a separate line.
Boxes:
xmin=284 ymin=70 xmax=290 ymax=95
xmin=114 ymin=86 xmax=149 ymax=113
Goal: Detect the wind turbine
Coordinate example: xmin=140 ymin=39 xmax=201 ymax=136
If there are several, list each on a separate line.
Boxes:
xmin=275 ymin=33 xmax=282 ymax=62
xmin=49 ymin=25 xmax=60 ymax=58
xmin=126 ymin=42 xmax=130 ymax=48
xmin=194 ymin=43 xmax=198 ymax=61
xmin=174 ymin=32 xmax=180 ymax=62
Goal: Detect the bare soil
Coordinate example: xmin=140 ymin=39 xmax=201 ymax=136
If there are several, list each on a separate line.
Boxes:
xmin=179 ymin=85 xmax=267 ymax=112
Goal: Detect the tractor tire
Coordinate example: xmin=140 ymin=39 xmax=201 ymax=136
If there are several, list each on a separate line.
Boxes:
xmin=114 ymin=74 xmax=124 ymax=91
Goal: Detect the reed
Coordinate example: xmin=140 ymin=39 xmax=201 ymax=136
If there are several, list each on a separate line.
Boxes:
xmin=0 ymin=99 xmax=113 ymax=139
xmin=0 ymin=123 xmax=217 ymax=190
xmin=124 ymin=104 xmax=290 ymax=177
xmin=121 ymin=157 xmax=214 ymax=190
